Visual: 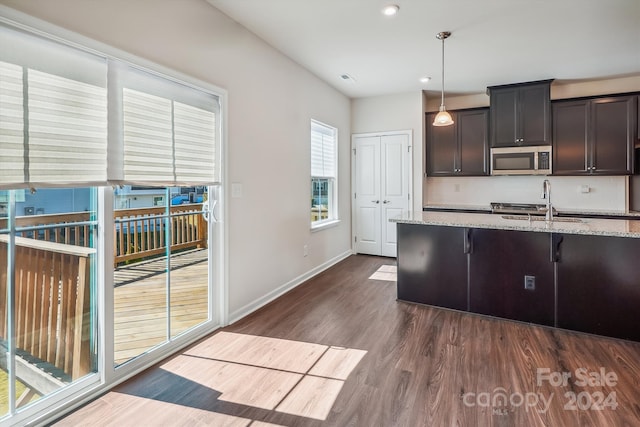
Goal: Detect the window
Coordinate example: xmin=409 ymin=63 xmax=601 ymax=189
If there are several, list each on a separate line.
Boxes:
xmin=310 ymin=120 xmax=337 ymax=227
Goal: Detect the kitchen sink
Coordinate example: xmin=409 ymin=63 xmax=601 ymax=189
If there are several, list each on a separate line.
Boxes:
xmin=500 ymin=215 xmax=584 ymax=223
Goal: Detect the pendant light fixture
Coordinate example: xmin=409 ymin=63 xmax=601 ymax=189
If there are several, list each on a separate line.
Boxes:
xmin=433 ymin=31 xmax=454 ymax=127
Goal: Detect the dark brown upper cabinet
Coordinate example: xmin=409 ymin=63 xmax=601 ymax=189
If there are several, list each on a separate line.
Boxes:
xmin=487 ymin=80 xmax=553 ymax=147
xmin=426 ymin=108 xmax=489 ymax=176
xmin=553 ymin=95 xmax=636 ymax=175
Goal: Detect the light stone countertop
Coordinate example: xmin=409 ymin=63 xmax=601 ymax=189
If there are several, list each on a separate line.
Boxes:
xmin=393 ymin=211 xmax=640 ymax=238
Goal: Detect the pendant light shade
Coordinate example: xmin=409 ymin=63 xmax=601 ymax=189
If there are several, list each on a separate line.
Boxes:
xmin=433 ymin=107 xmax=454 ymax=126
xmin=433 ymin=31 xmax=454 ymax=127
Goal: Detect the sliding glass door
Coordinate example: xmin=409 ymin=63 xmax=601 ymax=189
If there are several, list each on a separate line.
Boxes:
xmin=0 ymin=14 xmax=223 ymax=424
xmin=0 ymin=188 xmax=98 ymax=416
xmin=113 ymin=186 xmax=212 ymax=366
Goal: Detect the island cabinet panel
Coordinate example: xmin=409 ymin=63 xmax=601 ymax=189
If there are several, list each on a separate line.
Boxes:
xmin=557 ymin=234 xmax=640 ymax=342
xmin=468 ymin=228 xmax=555 ymax=326
xmin=396 ymin=223 xmax=468 ymax=311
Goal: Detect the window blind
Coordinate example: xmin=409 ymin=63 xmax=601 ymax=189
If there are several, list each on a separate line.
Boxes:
xmin=115 ymin=62 xmax=219 ymax=186
xmin=28 ymin=69 xmax=108 ymax=184
xmin=311 ymin=120 xmax=336 ymax=179
xmin=122 ymin=88 xmax=174 ymax=182
xmin=0 ymin=24 xmax=108 ymax=189
xmin=174 ymin=101 xmax=217 ymax=183
xmin=0 ymin=61 xmax=24 ymax=186
xmin=1 ymin=22 xmax=220 ymax=190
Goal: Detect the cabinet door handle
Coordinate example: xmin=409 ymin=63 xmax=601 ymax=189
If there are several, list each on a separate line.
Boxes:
xmin=372 ymin=200 xmax=380 ymax=204
xmin=463 ymin=228 xmax=473 ymax=254
xmin=382 ymin=200 xmax=390 ymax=204
xmin=550 ymin=233 xmax=563 ymax=263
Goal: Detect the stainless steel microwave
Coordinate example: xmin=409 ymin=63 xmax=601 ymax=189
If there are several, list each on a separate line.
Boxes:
xmin=490 ymin=145 xmax=552 ymax=175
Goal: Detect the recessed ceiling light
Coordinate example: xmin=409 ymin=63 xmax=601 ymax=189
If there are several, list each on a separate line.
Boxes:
xmin=420 ymin=76 xmax=431 ymax=83
xmin=382 ymin=4 xmax=400 ymax=16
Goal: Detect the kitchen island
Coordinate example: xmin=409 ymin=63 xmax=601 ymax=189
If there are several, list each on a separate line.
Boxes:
xmin=392 ymin=211 xmax=640 ymax=342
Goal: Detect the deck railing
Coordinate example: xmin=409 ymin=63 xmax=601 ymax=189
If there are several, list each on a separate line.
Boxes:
xmin=0 ymin=236 xmax=94 ymax=397
xmin=0 ymin=203 xmax=207 ymax=266
xmin=113 ymin=204 xmax=207 ymax=265
xmin=0 ymin=212 xmax=92 ymax=248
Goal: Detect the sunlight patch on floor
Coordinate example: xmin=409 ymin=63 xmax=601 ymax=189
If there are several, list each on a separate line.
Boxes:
xmin=369 ymin=264 xmax=397 ymax=281
xmin=177 ymin=332 xmax=367 ymax=421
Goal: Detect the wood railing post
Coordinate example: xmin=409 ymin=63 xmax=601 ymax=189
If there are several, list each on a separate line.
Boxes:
xmin=72 ymin=256 xmax=91 ymax=379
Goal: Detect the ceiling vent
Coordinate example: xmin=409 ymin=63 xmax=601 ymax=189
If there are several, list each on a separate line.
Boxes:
xmin=340 ymin=73 xmax=356 ymax=83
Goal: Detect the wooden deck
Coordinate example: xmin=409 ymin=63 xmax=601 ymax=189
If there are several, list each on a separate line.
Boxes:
xmin=114 ymin=249 xmax=209 ymax=365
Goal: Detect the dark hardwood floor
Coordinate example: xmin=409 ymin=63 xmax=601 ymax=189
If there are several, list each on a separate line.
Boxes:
xmin=55 ymin=255 xmax=640 ymax=426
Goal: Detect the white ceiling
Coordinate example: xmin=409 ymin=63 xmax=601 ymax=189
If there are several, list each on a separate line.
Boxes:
xmin=207 ymin=0 xmax=640 ymax=99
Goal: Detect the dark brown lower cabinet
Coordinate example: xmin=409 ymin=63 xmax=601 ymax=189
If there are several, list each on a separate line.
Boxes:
xmin=396 ymin=224 xmax=468 ymax=311
xmin=557 ymin=234 xmax=640 ymax=342
xmin=396 ymin=224 xmax=640 ymax=342
xmin=468 ymin=229 xmax=555 ymax=326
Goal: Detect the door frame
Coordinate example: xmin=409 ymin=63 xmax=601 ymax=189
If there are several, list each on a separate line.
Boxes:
xmin=351 ymin=130 xmax=413 ymax=255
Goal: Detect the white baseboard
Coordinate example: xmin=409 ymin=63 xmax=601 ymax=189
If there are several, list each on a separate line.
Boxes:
xmin=228 ymin=249 xmax=352 ymax=324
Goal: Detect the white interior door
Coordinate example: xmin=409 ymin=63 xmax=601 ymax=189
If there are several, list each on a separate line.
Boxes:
xmin=380 ymin=134 xmax=410 ymax=257
xmin=354 ymin=136 xmax=381 ymax=255
xmin=353 ymin=131 xmax=411 ymax=257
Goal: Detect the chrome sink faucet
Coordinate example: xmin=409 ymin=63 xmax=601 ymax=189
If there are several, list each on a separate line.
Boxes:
xmin=541 ymin=179 xmax=553 ymax=221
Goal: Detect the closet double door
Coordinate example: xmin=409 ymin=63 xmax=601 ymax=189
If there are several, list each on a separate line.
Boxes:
xmin=353 ymin=131 xmax=412 ymax=257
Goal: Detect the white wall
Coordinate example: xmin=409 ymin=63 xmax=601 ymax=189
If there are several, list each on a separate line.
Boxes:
xmin=1 ymin=0 xmax=353 ymax=320
xmin=351 ymin=92 xmax=424 ymax=211
xmin=423 ymin=75 xmax=640 ymax=211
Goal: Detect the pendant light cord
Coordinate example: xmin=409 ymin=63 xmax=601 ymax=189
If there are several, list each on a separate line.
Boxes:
xmin=440 ymin=36 xmax=445 ymax=108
